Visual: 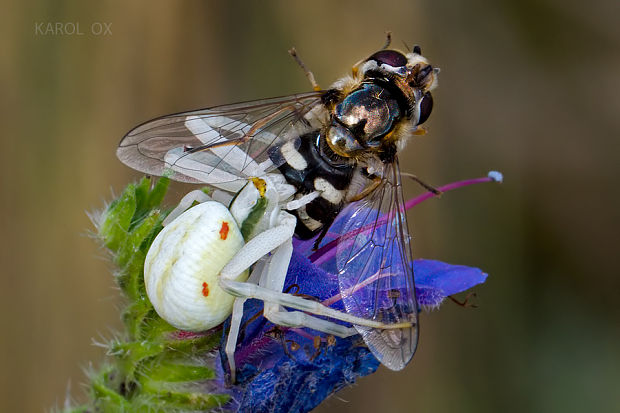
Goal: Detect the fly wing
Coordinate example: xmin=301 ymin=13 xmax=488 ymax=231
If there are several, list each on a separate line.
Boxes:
xmin=117 ymin=92 xmax=325 ymax=192
xmin=334 ymin=158 xmax=419 ymax=370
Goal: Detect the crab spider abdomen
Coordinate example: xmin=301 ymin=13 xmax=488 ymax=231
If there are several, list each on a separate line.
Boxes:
xmin=144 ymin=201 xmax=248 ymax=331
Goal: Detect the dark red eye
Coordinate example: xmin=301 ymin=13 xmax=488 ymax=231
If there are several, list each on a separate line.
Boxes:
xmin=418 ymin=92 xmax=433 ymax=125
xmin=367 ymin=50 xmax=407 ymax=68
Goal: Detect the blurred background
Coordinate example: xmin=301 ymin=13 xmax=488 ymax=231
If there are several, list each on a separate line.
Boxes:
xmin=1 ymin=0 xmax=618 ymax=411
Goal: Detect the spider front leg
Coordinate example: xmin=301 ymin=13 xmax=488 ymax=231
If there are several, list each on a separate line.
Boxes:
xmin=220 ymin=209 xmax=414 ymax=331
xmin=258 ymin=239 xmax=357 ymax=337
xmin=219 ymin=209 xmax=413 ymax=382
xmin=162 ymin=189 xmax=212 ymax=226
xmin=219 ymin=211 xmax=356 ymax=382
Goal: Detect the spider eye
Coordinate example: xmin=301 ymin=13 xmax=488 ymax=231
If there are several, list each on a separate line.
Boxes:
xmin=367 ymin=50 xmax=407 ymax=68
xmin=418 ymin=92 xmax=433 ymax=125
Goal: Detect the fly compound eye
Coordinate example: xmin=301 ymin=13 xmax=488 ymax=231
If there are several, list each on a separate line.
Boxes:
xmin=417 ymin=92 xmax=433 ymax=125
xmin=409 ymin=64 xmax=434 ymax=88
xmin=367 ymin=49 xmax=408 ymax=68
xmin=334 ymin=83 xmax=400 ymax=147
xmin=326 ymin=122 xmax=365 ymax=155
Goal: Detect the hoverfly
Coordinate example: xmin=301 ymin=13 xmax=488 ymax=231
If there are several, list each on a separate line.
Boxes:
xmin=117 ymin=36 xmax=438 ymax=372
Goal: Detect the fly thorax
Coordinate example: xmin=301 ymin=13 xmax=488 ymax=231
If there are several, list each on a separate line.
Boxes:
xmin=326 ymin=83 xmax=401 ymax=157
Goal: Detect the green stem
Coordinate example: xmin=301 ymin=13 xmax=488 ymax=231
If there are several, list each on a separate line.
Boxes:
xmin=62 ymin=177 xmax=230 ymax=412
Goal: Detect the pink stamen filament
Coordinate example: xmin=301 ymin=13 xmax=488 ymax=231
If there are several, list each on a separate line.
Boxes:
xmin=308 ymin=173 xmax=501 ymax=265
xmin=321 ymin=270 xmax=395 ymax=307
xmin=286 ymin=272 xmax=397 ymax=340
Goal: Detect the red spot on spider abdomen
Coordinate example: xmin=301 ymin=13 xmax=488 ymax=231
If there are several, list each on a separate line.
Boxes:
xmin=219 ymin=221 xmax=230 ymax=240
xmin=202 ymin=282 xmax=209 ymax=297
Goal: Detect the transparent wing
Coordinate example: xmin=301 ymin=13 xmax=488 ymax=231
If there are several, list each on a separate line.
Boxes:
xmin=117 ymin=92 xmax=325 ymax=192
xmin=334 ymin=157 xmax=419 ymax=370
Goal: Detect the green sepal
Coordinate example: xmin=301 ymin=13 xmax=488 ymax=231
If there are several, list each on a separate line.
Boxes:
xmin=143 ymin=361 xmax=215 ymax=383
xmin=116 ymin=210 xmax=163 ymax=293
xmin=90 ymin=366 xmax=133 ymax=412
xmin=109 ymin=339 xmax=166 ymax=381
xmin=121 ymin=302 xmax=155 ymax=341
xmin=133 ymin=177 xmax=151 ymax=220
xmin=133 ymin=176 xmax=170 ymax=223
xmin=240 ymin=195 xmax=269 ymax=241
xmin=98 ymin=184 xmax=137 ymax=251
xmin=131 ymin=391 xmax=230 ymax=412
xmin=164 ymin=329 xmax=222 ymax=355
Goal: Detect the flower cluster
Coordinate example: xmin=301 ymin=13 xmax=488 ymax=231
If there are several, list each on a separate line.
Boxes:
xmin=219 ymin=174 xmax=499 ymax=412
xmin=220 ymin=252 xmax=487 ymax=412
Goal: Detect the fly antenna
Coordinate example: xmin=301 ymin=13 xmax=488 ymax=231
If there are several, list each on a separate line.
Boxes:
xmin=381 ymin=31 xmax=392 ymax=49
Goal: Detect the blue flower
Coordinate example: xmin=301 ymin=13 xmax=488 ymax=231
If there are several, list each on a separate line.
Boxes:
xmin=217 ymin=173 xmax=501 ymax=412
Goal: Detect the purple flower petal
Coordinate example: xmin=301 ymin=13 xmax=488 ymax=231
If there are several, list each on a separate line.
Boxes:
xmin=218 ymin=173 xmax=499 ymax=411
xmin=219 ymin=253 xmax=488 ymax=412
xmin=220 ymin=302 xmax=378 ymax=412
xmin=413 ymin=259 xmax=488 ymax=308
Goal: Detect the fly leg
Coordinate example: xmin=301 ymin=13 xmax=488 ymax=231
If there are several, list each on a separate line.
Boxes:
xmin=264 ymin=326 xmax=302 ymax=359
xmin=288 ymin=47 xmax=321 ymax=91
xmin=401 ymin=172 xmax=442 ymax=195
xmin=448 ymin=292 xmax=479 ymax=308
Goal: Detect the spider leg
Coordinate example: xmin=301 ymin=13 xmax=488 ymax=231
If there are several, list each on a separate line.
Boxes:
xmin=224 ymin=259 xmax=266 ymax=384
xmin=258 ymin=238 xmax=358 ymax=336
xmin=219 ymin=213 xmax=413 ymax=330
xmin=219 ymin=188 xmax=412 ymax=382
xmin=162 ymin=189 xmax=212 ymax=226
xmin=225 ymin=296 xmax=246 ymax=384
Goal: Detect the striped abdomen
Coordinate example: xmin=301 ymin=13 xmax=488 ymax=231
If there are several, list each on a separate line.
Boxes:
xmin=270 ymin=131 xmax=355 ymax=240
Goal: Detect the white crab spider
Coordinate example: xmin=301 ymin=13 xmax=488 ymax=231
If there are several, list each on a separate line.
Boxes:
xmin=145 ymin=176 xmax=410 ymax=382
